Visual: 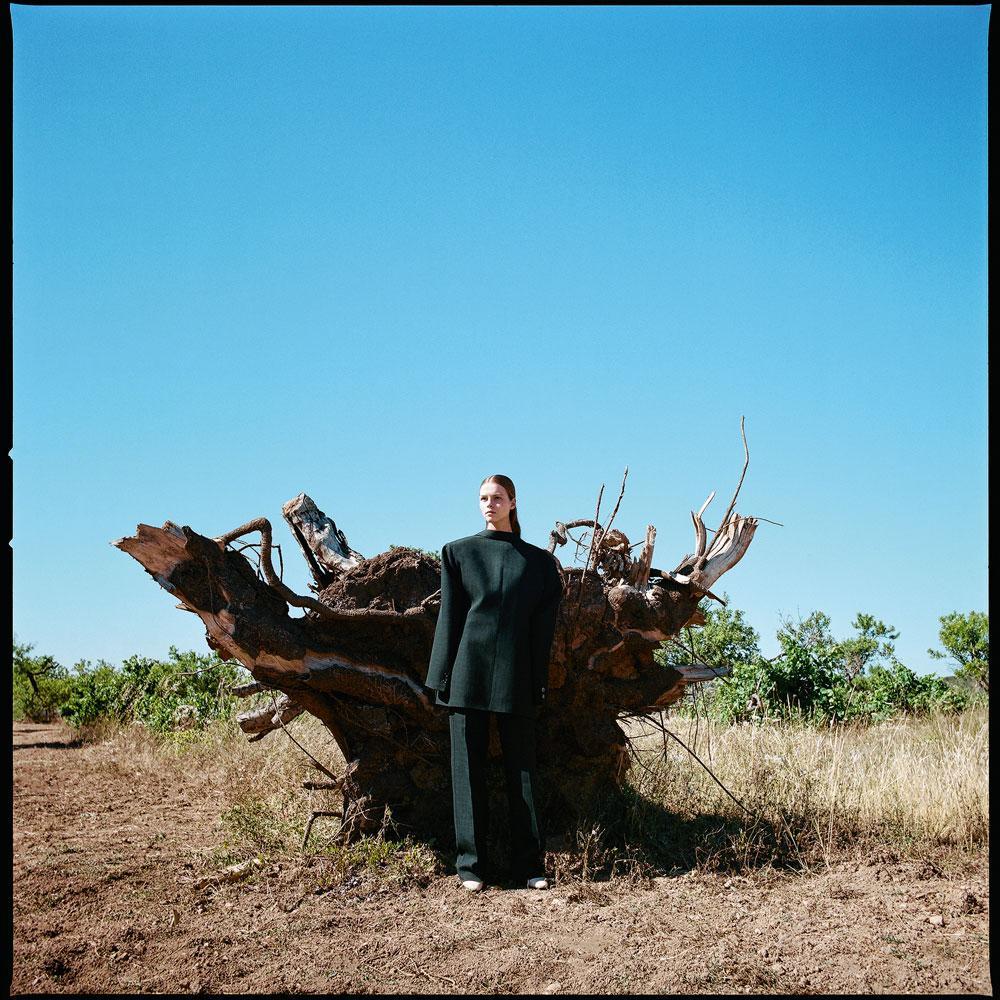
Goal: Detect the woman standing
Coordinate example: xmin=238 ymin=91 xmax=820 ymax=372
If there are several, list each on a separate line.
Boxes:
xmin=424 ymin=475 xmax=564 ymax=893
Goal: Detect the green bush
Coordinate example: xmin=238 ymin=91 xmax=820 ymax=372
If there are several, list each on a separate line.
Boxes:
xmin=57 ymin=660 xmax=128 ymax=727
xmin=841 ymin=660 xmax=968 ymax=722
xmin=13 ymin=640 xmax=76 ymax=722
xmin=62 ymin=646 xmax=248 ymax=731
xmin=667 ymin=606 xmax=974 ymax=725
xmin=928 ymin=611 xmax=989 ymax=693
xmin=14 ymin=639 xmax=250 ymax=732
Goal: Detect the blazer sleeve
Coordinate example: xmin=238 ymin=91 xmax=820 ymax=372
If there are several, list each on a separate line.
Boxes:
xmin=424 ymin=543 xmax=470 ymax=692
xmin=529 ymin=552 xmax=564 ymax=705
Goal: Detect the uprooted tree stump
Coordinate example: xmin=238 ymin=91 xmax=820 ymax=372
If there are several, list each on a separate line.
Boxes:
xmin=113 ymin=453 xmax=759 ymax=850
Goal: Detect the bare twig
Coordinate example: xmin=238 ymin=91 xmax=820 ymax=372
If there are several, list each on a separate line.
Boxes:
xmin=601 ymin=467 xmax=629 ymax=547
xmin=302 ymin=809 xmax=344 ymax=848
xmin=409 ymin=960 xmax=457 ymax=988
xmin=582 ymin=485 xmax=606 ymax=578
xmin=572 ymin=485 xmax=606 ymax=622
xmin=665 ymin=635 xmax=732 ymax=679
xmin=231 ymin=540 xmax=284 ymax=583
xmin=706 ymin=513 xmax=783 ymax=533
xmin=714 ymin=415 xmax=750 ymax=536
xmin=629 ymin=712 xmax=754 ymax=817
xmin=268 ymin=693 xmax=340 ymax=782
xmin=572 ymin=467 xmax=628 ymax=619
xmin=174 ymin=663 xmax=227 ymax=678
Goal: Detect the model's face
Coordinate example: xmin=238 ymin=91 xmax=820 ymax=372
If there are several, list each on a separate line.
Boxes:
xmin=480 ymin=483 xmax=514 ymax=525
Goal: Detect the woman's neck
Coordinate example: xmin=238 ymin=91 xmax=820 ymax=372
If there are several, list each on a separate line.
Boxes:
xmin=479 ymin=526 xmax=516 ymax=538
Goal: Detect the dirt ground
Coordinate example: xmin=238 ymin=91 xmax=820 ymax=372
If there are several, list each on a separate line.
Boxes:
xmin=11 ymin=721 xmax=991 ymax=995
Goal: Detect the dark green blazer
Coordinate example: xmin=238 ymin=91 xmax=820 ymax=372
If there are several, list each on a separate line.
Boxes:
xmin=424 ymin=528 xmax=564 ymax=717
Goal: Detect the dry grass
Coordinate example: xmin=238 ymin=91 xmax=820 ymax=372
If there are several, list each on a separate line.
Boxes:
xmin=87 ymin=713 xmax=438 ymax=883
xmin=91 ymin=713 xmax=344 ymax=791
xmin=91 ymin=716 xmax=317 ymax=845
xmin=617 ymin=704 xmax=989 ymax=869
xmin=84 ymin=706 xmax=988 ymax=883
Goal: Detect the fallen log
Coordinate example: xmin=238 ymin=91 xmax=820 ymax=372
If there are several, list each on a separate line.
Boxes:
xmin=113 ymin=449 xmax=759 ymax=845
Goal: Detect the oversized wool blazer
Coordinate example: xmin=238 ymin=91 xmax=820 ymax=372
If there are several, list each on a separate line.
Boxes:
xmin=423 ymin=528 xmax=564 ymax=718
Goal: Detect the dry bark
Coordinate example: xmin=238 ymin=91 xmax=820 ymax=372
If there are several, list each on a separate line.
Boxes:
xmin=113 ymin=469 xmax=759 ymax=845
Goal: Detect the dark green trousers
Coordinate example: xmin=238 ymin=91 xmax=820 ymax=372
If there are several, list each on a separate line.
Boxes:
xmin=448 ymin=708 xmax=545 ymax=883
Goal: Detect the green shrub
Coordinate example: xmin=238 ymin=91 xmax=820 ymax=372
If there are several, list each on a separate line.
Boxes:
xmin=12 ymin=640 xmax=76 ymax=722
xmin=57 ymin=660 xmax=128 ymax=727
xmin=928 ymin=611 xmax=989 ymax=693
xmin=83 ymin=647 xmax=246 ymax=731
xmin=667 ymin=606 xmax=974 ymax=726
xmin=15 ymin=639 xmax=251 ymax=732
xmin=842 ymin=660 xmax=968 ymax=722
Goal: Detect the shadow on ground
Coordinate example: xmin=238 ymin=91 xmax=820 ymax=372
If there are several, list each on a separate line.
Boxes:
xmin=395 ymin=775 xmax=816 ymax=885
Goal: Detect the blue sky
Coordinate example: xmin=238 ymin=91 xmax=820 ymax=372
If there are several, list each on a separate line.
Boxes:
xmin=12 ymin=5 xmax=988 ymax=675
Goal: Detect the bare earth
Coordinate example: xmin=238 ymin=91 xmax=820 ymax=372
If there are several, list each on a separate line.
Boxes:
xmin=12 ymin=722 xmax=991 ymax=995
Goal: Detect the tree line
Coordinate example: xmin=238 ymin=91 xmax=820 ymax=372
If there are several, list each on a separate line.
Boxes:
xmin=12 ymin=642 xmax=247 ymax=729
xmin=659 ymin=606 xmax=988 ymax=724
xmin=12 ymin=607 xmax=988 ymax=728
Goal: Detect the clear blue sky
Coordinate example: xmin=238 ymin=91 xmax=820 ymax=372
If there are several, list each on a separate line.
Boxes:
xmin=12 ymin=6 xmax=989 ymax=676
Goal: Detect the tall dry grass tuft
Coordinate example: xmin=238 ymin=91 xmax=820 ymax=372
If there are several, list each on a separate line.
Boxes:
xmin=616 ymin=704 xmax=988 ymax=871
xmin=88 ymin=713 xmax=437 ymax=883
xmin=84 ymin=705 xmax=987 ymax=882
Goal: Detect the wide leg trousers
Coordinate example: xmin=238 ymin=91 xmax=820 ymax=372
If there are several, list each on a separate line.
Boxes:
xmin=448 ymin=707 xmax=545 ymax=883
